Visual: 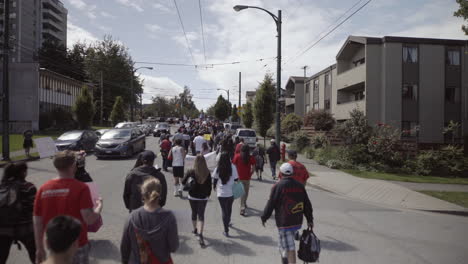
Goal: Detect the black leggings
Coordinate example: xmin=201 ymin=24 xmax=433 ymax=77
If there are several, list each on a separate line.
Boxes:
xmin=0 ymin=234 xmax=36 ymax=264
xmin=189 ymin=199 xmax=208 ymax=221
xmin=218 ymin=196 xmax=234 ymax=233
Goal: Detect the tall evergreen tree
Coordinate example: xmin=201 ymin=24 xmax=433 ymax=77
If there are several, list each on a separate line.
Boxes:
xmin=73 ymin=86 xmax=95 ymax=129
xmin=242 ymin=102 xmax=254 ymax=128
xmin=110 ymin=96 xmax=126 ymax=125
xmin=254 ymin=75 xmax=275 ymax=145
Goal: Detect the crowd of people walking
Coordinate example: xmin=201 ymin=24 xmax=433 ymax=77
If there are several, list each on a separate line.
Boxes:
xmin=0 ymin=119 xmax=314 ymax=264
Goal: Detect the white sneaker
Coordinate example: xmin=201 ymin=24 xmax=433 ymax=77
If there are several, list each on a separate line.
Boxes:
xmin=173 ymin=189 xmax=178 ymax=196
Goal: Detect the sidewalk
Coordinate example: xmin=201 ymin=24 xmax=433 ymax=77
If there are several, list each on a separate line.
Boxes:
xmin=1 ymin=148 xmax=37 ymax=159
xmin=297 ymin=154 xmax=467 ymax=212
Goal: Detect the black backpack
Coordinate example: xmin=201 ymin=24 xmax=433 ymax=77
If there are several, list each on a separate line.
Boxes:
xmin=0 ymin=182 xmax=23 ymax=226
xmin=298 ymin=228 xmax=321 ymax=263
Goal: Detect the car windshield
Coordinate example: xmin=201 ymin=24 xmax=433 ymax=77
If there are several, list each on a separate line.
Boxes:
xmin=58 ymin=131 xmax=83 ymax=141
xmin=157 ymin=124 xmax=168 ymax=129
xmin=100 ymin=130 xmax=131 ymax=140
xmin=239 ymin=130 xmax=256 ymax=137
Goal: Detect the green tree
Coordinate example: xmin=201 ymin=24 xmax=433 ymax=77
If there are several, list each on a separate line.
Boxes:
xmin=170 ymin=86 xmax=200 ymax=118
xmin=454 ymin=0 xmax=468 ymax=35
xmin=231 ymin=104 xmax=239 ymax=122
xmin=73 ymin=86 xmax=95 ymax=129
xmin=110 ymin=96 xmax=126 ymax=125
xmin=254 ymin=75 xmax=275 ymax=144
xmin=214 ymin=95 xmax=231 ymax=121
xmin=206 ymin=103 xmax=216 ymax=117
xmin=242 ymin=102 xmax=254 ymax=128
xmin=335 ymin=109 xmax=371 ymax=145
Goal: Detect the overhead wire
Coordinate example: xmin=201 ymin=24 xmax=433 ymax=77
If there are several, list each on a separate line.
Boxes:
xmin=173 ymin=0 xmax=197 ymax=66
xmin=283 ymin=0 xmax=373 ymax=67
xmin=198 ymin=0 xmax=207 ymax=64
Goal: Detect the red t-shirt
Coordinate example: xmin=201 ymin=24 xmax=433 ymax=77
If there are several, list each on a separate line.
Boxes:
xmin=160 ymin=140 xmax=172 ymax=151
xmin=279 ymin=160 xmax=310 ymax=185
xmin=34 ymin=178 xmax=94 ymax=247
xmin=232 ymin=154 xmax=256 ymax=181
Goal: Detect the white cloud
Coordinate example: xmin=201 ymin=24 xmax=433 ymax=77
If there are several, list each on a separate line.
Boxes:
xmin=100 ymin=11 xmax=116 ymax=18
xmin=116 ymin=0 xmax=144 ymax=12
xmin=145 ymin=24 xmax=162 ymax=33
xmin=98 ymin=25 xmax=112 ymax=32
xmin=68 ymin=0 xmax=86 ymax=10
xmin=141 ymin=75 xmax=185 ymax=103
xmin=67 ymin=22 xmax=98 ymax=48
xmin=153 ymin=2 xmax=173 ymax=13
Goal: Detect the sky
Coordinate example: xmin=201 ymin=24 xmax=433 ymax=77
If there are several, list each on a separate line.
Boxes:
xmin=63 ymin=0 xmax=467 ymax=110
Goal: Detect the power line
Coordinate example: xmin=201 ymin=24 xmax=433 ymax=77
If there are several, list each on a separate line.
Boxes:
xmin=198 ymin=0 xmax=207 ymax=64
xmin=173 ymin=0 xmax=196 ymax=66
xmin=135 ymin=56 xmax=276 ymax=68
xmin=284 ymin=0 xmax=372 ymax=67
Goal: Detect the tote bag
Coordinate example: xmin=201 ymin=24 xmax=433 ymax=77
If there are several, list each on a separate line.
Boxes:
xmin=232 ymin=181 xmax=245 ymax=200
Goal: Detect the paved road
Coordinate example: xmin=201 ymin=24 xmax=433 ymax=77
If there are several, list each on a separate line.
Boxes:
xmin=6 ymin=132 xmax=468 ymax=264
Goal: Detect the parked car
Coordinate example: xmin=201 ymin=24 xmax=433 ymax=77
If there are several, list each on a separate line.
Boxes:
xmin=95 ymin=128 xmax=146 ymax=158
xmin=138 ymin=124 xmax=151 ymax=136
xmin=153 ymin=123 xmax=170 ymax=137
xmin=55 ymin=130 xmax=99 ymax=152
xmin=115 ymin=122 xmax=139 ymax=129
xmin=96 ymin=129 xmax=110 ymax=138
xmin=230 ymin=124 xmax=243 ymax=134
xmin=233 ymin=128 xmax=257 ymax=148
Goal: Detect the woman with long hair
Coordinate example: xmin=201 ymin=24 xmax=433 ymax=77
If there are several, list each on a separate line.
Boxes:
xmin=0 ymin=162 xmax=37 ymax=264
xmin=121 ymin=178 xmax=179 ymax=264
xmin=212 ymin=152 xmax=239 ymax=237
xmin=232 ymin=144 xmax=256 ymax=216
xmin=169 ymin=139 xmax=186 ymax=197
xmin=181 ymin=155 xmax=211 ymax=246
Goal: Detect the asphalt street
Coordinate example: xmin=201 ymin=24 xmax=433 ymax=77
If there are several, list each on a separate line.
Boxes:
xmin=5 ymin=128 xmax=468 ymax=264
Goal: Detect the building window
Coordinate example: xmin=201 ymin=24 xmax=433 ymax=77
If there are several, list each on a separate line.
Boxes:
xmin=313 ymin=79 xmax=319 ymax=91
xmin=354 ymin=91 xmax=365 ymax=101
xmin=402 ymin=84 xmax=418 ymax=100
xmin=325 ymin=74 xmax=331 ymax=87
xmin=305 ymin=83 xmax=310 ymax=94
xmin=445 ymin=87 xmax=460 ymax=103
xmin=402 ymin=121 xmax=419 ymax=137
xmin=313 ymin=102 xmax=319 ymax=110
xmin=447 ymin=50 xmax=460 ymax=66
xmin=403 ymin=46 xmax=418 ymax=63
xmin=324 ymin=99 xmax=330 ymax=110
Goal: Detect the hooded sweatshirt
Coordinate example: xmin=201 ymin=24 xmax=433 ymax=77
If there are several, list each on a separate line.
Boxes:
xmin=121 ymin=207 xmax=179 ymax=264
xmin=123 ymin=166 xmax=168 ymax=211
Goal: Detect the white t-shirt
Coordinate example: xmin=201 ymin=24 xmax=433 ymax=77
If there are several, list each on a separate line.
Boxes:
xmin=212 ymin=164 xmax=239 ymax=197
xmin=171 ymin=146 xmax=185 ymax=167
xmin=193 ymin=136 xmax=207 ymax=152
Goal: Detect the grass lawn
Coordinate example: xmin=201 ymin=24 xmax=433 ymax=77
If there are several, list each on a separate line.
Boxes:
xmin=0 ymin=133 xmax=63 ymax=153
xmin=92 ymin=126 xmax=113 ymax=130
xmin=342 ymin=169 xmax=468 ymax=185
xmin=420 ymin=191 xmax=468 ymax=208
xmin=0 ymin=153 xmax=40 ymax=166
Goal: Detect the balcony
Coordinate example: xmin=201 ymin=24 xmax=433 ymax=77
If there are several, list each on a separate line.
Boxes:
xmin=42 ymin=29 xmax=63 ymax=42
xmin=334 ymin=99 xmax=366 ymax=121
xmin=337 ymin=64 xmax=365 ymax=90
xmin=43 ymin=9 xmax=63 ymax=23
xmin=43 ymin=18 xmax=64 ymax=32
xmin=285 ymin=97 xmax=295 ymax=107
xmin=43 ymin=0 xmax=66 ymax=14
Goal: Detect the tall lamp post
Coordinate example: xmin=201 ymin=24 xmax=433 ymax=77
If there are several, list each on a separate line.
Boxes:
xmin=131 ymin=66 xmax=153 ymax=122
xmin=234 ymin=5 xmax=282 ymax=145
xmin=217 ymin=88 xmax=230 ymax=102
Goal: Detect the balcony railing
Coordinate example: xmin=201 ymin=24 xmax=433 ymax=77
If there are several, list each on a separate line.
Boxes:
xmin=337 ymin=64 xmax=365 ymax=90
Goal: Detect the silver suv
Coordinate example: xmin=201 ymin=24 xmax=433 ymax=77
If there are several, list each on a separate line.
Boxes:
xmin=234 ymin=129 xmax=257 ymax=148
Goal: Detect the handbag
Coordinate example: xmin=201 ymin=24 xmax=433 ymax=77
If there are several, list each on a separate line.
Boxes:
xmin=232 ymin=181 xmax=245 ymax=200
xmin=183 ymin=177 xmax=195 ymax=192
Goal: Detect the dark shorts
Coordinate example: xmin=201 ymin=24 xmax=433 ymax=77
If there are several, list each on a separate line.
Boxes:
xmin=173 ymin=166 xmax=184 ymax=178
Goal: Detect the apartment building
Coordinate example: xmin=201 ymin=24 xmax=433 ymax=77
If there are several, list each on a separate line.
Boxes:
xmin=246 ymin=91 xmax=256 ymax=103
xmin=0 ymin=0 xmax=67 ymax=62
xmin=285 ymin=76 xmax=306 ymax=116
xmin=287 ymin=35 xmax=468 ymax=144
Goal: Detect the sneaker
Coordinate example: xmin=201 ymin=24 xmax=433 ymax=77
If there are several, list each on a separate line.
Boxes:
xmin=178 ymin=190 xmax=183 ymax=197
xmin=198 ymin=235 xmax=205 ymax=246
xmin=192 ymin=229 xmax=198 ymax=236
xmin=173 ymin=190 xmax=178 ymax=196
xmin=223 ymin=231 xmax=229 ymax=237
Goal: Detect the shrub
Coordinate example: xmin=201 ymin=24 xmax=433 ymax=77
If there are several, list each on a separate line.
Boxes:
xmin=341 ymin=144 xmax=372 ymax=165
xmin=304 ymin=110 xmax=335 ymax=131
xmin=290 ymin=131 xmax=311 ymax=152
xmin=314 ymin=146 xmax=342 ymax=165
xmin=281 ymin=113 xmax=303 ymax=135
xmin=326 ymin=159 xmax=351 ymax=169
xmin=311 ymin=133 xmax=329 ymax=149
xmin=367 ymin=124 xmax=401 ymax=166
xmin=334 ymin=109 xmax=371 ymax=145
xmin=413 ymin=146 xmax=466 ymax=176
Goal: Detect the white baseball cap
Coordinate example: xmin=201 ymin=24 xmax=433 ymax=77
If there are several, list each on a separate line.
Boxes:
xmin=280 ymin=163 xmax=294 ymax=176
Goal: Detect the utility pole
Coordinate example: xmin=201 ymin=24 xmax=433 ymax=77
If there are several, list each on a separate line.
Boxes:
xmin=130 ymin=71 xmax=134 ymax=122
xmin=2 ymin=0 xmax=11 ymax=160
xmin=275 ymin=9 xmax=282 ymax=147
xmin=100 ymin=71 xmax=103 ymax=126
xmin=301 ymin=65 xmax=308 ymax=78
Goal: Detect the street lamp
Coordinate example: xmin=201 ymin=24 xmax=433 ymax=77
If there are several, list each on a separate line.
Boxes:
xmin=217 ymin=88 xmax=230 ymax=102
xmin=131 ymin=66 xmax=154 ymax=123
xmin=233 ymin=4 xmax=282 ymax=146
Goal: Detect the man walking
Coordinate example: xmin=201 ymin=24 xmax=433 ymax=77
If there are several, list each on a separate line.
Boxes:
xmin=193 ymin=132 xmax=207 ymax=154
xmin=261 ymin=163 xmax=314 ymax=264
xmin=41 ymin=216 xmax=82 ymax=264
xmin=160 ymin=135 xmax=172 ymax=172
xmin=33 ymin=150 xmax=103 ymax=264
xmin=278 ymin=150 xmax=310 ymax=185
xmin=123 ymin=151 xmax=167 ymax=211
xmin=266 ymin=139 xmax=281 ymax=180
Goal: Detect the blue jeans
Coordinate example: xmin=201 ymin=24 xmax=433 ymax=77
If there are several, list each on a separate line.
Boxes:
xmin=270 ymin=160 xmax=277 ymax=177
